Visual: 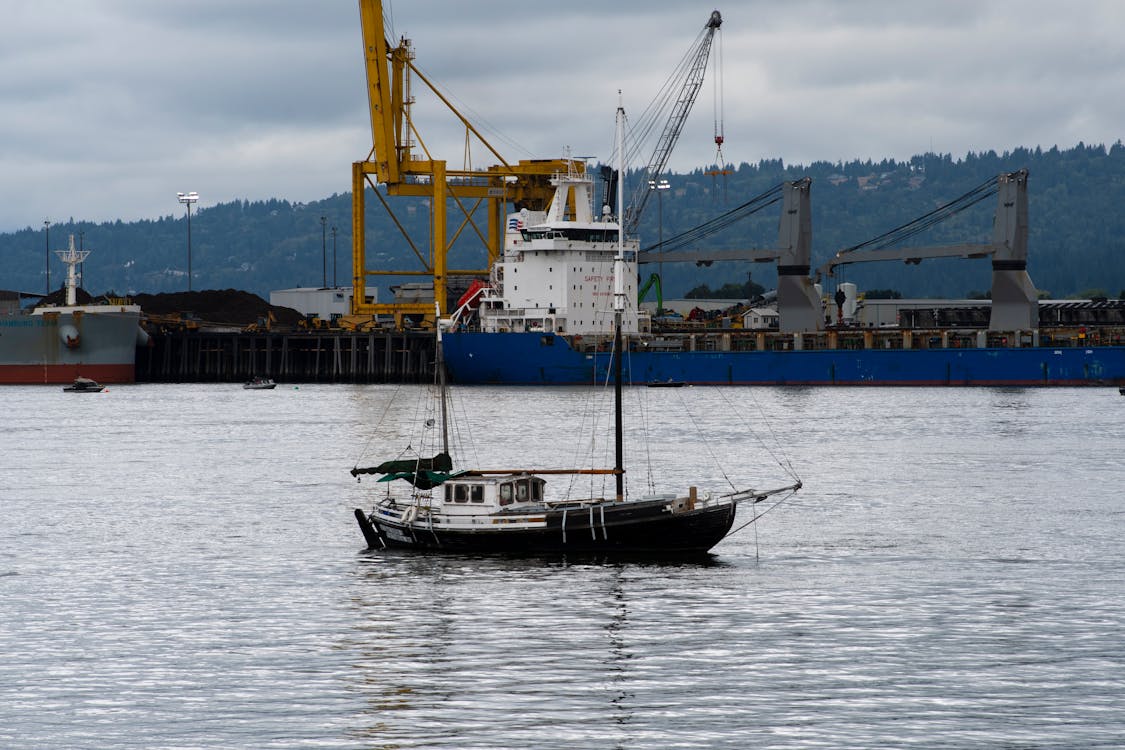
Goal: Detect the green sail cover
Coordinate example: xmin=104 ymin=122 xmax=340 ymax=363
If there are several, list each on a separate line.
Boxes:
xmin=351 ymin=453 xmax=455 ymax=488
xmin=372 ymin=453 xmax=452 ymax=475
xmin=376 ymin=470 xmax=457 ymax=490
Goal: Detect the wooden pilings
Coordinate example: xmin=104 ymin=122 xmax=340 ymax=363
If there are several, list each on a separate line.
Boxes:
xmin=135 ymin=330 xmax=436 ymax=383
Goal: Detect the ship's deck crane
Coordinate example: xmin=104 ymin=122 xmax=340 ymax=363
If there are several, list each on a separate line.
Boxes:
xmin=638 ymin=179 xmax=823 ymax=333
xmin=817 ymin=170 xmax=1037 ymax=331
xmin=353 ymin=0 xmax=577 ymax=325
xmin=624 ymin=9 xmax=723 ymax=234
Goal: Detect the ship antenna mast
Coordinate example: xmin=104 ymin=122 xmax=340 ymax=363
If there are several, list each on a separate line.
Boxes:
xmin=54 ymin=234 xmax=91 ymax=307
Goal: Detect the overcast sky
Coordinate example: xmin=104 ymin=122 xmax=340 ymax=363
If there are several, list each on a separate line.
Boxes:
xmin=3 ymin=0 xmax=1123 ymax=232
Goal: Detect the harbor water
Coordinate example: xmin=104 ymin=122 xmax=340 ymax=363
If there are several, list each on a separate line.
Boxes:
xmin=3 ymin=384 xmax=1124 ymax=748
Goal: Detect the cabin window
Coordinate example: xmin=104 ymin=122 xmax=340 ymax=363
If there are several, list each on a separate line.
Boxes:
xmin=516 ymin=479 xmax=529 ymax=502
xmin=499 ymin=483 xmax=513 ymax=506
xmin=471 ymin=485 xmax=484 ymax=503
xmin=532 ymin=479 xmax=544 ymax=502
xmin=454 ymin=484 xmax=468 ymax=503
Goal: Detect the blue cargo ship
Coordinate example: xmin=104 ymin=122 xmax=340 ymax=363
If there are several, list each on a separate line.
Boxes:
xmin=440 ymin=166 xmax=1125 ymax=387
xmin=442 ymin=330 xmax=1125 ymax=386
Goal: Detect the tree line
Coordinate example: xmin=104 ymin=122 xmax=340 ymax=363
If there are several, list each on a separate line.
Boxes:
xmin=2 ymin=142 xmax=1123 ymax=301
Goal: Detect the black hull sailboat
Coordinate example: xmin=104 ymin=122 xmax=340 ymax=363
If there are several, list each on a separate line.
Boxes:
xmin=352 ymin=103 xmax=800 ymax=557
xmin=355 ymin=488 xmax=770 ymax=556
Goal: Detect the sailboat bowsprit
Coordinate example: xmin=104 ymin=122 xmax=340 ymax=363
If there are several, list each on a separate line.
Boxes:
xmin=352 ymin=102 xmax=802 ymax=557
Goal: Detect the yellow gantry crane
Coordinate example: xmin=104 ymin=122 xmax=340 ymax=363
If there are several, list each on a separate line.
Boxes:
xmin=352 ymin=0 xmax=577 ymax=326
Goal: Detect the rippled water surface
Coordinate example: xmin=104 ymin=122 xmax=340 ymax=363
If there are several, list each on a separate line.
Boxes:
xmin=3 ymin=384 xmax=1124 ymax=748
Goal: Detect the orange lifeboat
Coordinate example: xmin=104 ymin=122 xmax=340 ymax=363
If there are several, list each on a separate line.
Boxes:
xmin=457 ymin=279 xmax=488 ymax=310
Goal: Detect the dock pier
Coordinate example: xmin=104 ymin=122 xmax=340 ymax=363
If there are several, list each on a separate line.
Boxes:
xmin=136 ymin=330 xmax=437 ymax=383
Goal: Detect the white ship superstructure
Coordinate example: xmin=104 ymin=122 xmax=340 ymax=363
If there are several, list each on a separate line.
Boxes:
xmin=475 ymin=165 xmax=645 ymax=336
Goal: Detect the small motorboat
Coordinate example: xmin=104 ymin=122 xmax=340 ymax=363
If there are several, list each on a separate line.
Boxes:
xmin=243 ymin=376 xmax=277 ymax=390
xmin=63 ymin=376 xmax=106 ymax=393
xmin=647 ymin=378 xmax=685 ymax=388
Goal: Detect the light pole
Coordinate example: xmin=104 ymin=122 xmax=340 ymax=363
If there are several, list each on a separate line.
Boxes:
xmin=177 ymin=191 xmax=199 ymax=291
xmin=648 ymin=178 xmax=670 ymax=316
xmin=331 ymin=225 xmax=338 ymax=288
xmin=43 ymin=219 xmax=50 ymax=295
xmin=320 ymin=216 xmax=327 ymax=288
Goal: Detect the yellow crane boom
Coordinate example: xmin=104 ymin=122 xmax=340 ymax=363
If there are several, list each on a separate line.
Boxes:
xmin=353 ymin=0 xmax=579 ymax=326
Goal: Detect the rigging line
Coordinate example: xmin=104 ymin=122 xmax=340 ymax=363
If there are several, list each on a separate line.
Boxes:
xmin=642 ymin=195 xmax=782 ymax=254
xmin=446 ymin=385 xmax=478 ymax=470
xmin=842 ymin=185 xmax=997 ymax=254
xmin=566 ymin=348 xmax=614 ymax=500
xmin=408 ymin=61 xmax=539 ymax=162
xmin=715 ymin=386 xmax=800 ymax=481
xmin=623 ymin=354 xmax=656 ymax=494
xmin=868 ymin=189 xmax=998 ymax=250
xmin=353 ymin=382 xmax=407 ymax=468
xmin=640 ymin=185 xmax=784 ymax=253
xmin=724 ymin=489 xmax=801 ymax=539
xmin=633 ymin=376 xmax=657 ymax=494
xmin=624 ymin=25 xmax=710 ymax=167
xmin=384 ymin=2 xmax=395 ymax=48
xmin=597 ymin=347 xmax=618 ymax=499
xmin=867 ymin=185 xmax=998 ymax=249
xmin=676 ymin=387 xmax=736 ymax=491
xmin=839 ymin=176 xmax=999 ymax=254
xmin=565 ymin=371 xmax=604 ymax=500
xmin=667 ymin=196 xmax=782 ymax=245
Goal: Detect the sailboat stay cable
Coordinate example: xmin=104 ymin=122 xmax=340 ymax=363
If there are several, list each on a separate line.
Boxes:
xmin=445 ymin=386 xmax=480 ymax=474
xmin=714 ymin=386 xmax=801 ymax=481
xmin=352 ymin=382 xmax=407 ymax=471
xmin=631 ymin=380 xmax=658 ymax=495
xmin=565 ymin=383 xmax=612 ymax=501
xmin=723 ymin=487 xmax=802 ymax=540
xmin=673 ymin=387 xmax=737 ymax=492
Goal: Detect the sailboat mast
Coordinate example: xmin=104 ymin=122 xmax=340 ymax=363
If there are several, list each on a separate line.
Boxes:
xmin=435 ymin=302 xmax=450 ymax=456
xmin=613 ymin=94 xmax=627 ymax=503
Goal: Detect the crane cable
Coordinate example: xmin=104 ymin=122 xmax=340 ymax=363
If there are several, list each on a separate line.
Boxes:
xmin=838 ymin=174 xmax=1000 ymax=255
xmin=621 ymin=12 xmax=722 ymax=232
xmin=639 ymin=183 xmax=785 ymax=254
xmin=709 ymin=22 xmax=730 ymax=199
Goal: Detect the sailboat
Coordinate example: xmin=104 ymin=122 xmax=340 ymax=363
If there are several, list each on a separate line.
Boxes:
xmin=351 ymin=101 xmax=801 ymax=556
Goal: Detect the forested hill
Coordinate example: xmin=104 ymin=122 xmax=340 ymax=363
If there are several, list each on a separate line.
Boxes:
xmin=3 ymin=141 xmax=1124 ymax=301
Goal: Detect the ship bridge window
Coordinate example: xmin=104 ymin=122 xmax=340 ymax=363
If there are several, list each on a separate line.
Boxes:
xmin=500 ymin=483 xmax=513 ymax=506
xmin=570 ymin=229 xmax=618 ymax=242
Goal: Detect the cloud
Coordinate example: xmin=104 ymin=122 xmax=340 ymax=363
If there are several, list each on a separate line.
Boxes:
xmin=2 ymin=0 xmax=1123 ymax=231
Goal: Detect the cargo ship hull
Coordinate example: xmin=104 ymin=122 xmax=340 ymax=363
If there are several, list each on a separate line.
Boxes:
xmin=442 ymin=331 xmax=1125 ymax=386
xmin=0 ymin=307 xmax=142 ymax=385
